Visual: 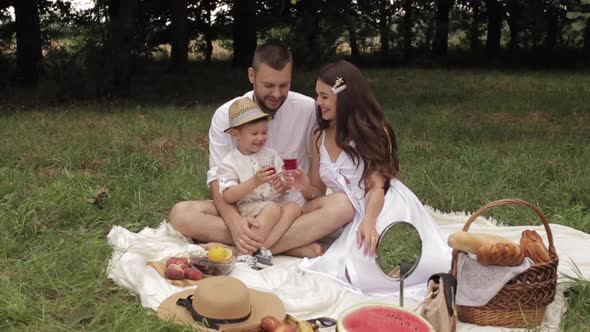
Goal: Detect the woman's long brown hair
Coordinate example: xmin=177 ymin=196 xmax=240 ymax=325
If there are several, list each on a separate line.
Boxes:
xmin=315 ymin=60 xmax=400 ymax=192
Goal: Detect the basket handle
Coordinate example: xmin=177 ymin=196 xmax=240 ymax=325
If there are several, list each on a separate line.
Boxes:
xmin=451 ymin=198 xmax=555 ymax=276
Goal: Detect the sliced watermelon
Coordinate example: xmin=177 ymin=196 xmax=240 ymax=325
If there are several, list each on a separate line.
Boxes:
xmin=337 ymin=303 xmax=434 ymax=332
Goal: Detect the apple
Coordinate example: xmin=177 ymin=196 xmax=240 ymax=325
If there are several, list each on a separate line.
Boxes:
xmin=183 ymin=267 xmax=204 ymax=281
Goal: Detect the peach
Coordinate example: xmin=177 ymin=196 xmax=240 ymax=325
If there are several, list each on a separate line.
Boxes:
xmin=183 ymin=267 xmax=203 ymax=281
xmin=260 ymin=315 xmax=284 ymax=331
xmin=164 ymin=264 xmax=185 ymax=280
xmin=166 ymin=257 xmax=189 ymax=267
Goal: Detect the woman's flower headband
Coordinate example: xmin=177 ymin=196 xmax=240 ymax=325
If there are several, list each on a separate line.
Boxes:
xmin=331 ymin=77 xmax=347 ymax=94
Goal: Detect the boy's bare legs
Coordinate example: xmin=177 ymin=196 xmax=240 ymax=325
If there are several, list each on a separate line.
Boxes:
xmin=250 ymin=202 xmax=281 ymax=243
xmin=262 ymin=202 xmax=301 ymax=249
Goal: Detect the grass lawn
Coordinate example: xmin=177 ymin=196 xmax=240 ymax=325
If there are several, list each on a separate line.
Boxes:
xmin=1 ymin=66 xmax=589 ymax=331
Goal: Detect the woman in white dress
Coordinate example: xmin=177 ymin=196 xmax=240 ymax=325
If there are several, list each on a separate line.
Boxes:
xmin=296 ymin=60 xmax=452 ymax=295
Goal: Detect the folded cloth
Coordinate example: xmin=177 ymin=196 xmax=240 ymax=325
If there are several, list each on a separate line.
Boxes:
xmin=456 ymin=252 xmax=532 ymax=306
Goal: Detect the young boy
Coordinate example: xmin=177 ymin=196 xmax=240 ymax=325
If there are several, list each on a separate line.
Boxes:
xmin=217 ymin=98 xmax=302 ymax=267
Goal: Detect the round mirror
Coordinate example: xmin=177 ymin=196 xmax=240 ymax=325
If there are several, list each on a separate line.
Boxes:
xmin=376 ymin=221 xmax=422 ymax=281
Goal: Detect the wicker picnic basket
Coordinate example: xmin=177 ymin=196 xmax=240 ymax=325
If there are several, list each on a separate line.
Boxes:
xmin=450 ymin=198 xmax=558 ymax=328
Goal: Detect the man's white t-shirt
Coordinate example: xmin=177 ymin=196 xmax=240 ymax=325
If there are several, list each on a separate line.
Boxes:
xmin=207 ymin=91 xmax=316 ymax=203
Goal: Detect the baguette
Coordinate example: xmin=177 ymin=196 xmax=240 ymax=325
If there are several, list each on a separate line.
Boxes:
xmin=520 ymin=230 xmax=551 ymax=264
xmin=447 ymin=231 xmax=512 ymax=254
xmin=476 ymin=242 xmax=525 ymax=266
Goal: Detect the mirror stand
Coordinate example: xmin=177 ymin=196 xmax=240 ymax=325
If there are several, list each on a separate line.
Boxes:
xmin=375 ymin=221 xmax=423 ymax=309
xmin=399 ymin=274 xmax=404 ymax=307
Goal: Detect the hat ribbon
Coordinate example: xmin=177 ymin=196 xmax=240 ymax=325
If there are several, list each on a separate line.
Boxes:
xmin=176 ymin=295 xmax=252 ymax=329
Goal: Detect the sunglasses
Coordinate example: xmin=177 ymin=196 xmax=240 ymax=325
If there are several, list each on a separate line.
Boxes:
xmin=306 ymin=317 xmax=337 ymax=328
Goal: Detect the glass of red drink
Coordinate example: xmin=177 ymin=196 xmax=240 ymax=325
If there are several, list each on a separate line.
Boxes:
xmin=281 ymin=152 xmax=298 ymax=171
xmin=280 ymin=152 xmax=298 ymax=191
xmin=256 ymin=157 xmax=276 ymax=175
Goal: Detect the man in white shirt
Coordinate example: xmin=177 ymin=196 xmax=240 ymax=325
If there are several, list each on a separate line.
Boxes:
xmin=169 ymin=41 xmax=354 ymax=256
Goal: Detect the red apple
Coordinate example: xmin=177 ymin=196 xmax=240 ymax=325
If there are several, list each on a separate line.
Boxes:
xmin=164 ymin=264 xmax=185 ymax=280
xmin=166 ymin=257 xmax=189 ymax=267
xmin=183 ymin=267 xmax=204 ymax=281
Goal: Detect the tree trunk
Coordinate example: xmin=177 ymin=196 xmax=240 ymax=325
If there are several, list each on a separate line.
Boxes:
xmin=424 ymin=14 xmax=435 ymax=51
xmin=544 ymin=5 xmax=558 ymax=50
xmin=506 ymin=0 xmax=522 ymax=52
xmin=232 ymin=0 xmax=256 ymax=67
xmin=304 ymin=0 xmax=320 ymax=58
xmin=108 ymin=0 xmax=138 ymax=97
xmin=204 ymin=0 xmax=213 ymax=63
xmin=379 ymin=0 xmax=390 ymax=58
xmin=469 ymin=0 xmax=481 ymax=53
xmin=348 ymin=27 xmax=360 ymax=60
xmin=170 ymin=0 xmax=189 ymax=71
xmin=345 ymin=0 xmax=359 ymax=60
xmin=402 ymin=0 xmax=413 ymax=63
xmin=14 ymin=0 xmax=42 ymax=86
xmin=432 ymin=0 xmax=453 ymax=56
xmin=484 ymin=0 xmax=502 ymax=56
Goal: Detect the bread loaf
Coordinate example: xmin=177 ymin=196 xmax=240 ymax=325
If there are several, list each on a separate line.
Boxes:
xmin=447 ymin=231 xmax=512 ymax=254
xmin=476 ymin=242 xmax=526 ymax=266
xmin=520 ymin=230 xmax=551 ymax=264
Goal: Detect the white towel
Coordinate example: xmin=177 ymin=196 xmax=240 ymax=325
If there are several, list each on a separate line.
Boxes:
xmin=456 ymin=253 xmax=532 ymax=306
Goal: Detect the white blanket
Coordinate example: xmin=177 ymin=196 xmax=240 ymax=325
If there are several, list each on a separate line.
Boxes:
xmin=107 ymin=207 xmax=590 ymax=331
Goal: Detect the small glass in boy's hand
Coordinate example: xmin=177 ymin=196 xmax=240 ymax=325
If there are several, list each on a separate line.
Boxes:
xmin=256 ymin=157 xmax=276 ymax=175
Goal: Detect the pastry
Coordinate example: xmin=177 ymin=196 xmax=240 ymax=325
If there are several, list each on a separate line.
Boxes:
xmin=476 ymin=242 xmax=526 ymax=266
xmin=448 ymin=231 xmax=512 ymax=254
xmin=520 ymin=230 xmax=551 ymax=264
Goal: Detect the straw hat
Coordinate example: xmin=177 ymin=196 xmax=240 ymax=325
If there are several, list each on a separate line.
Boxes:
xmin=157 ymin=276 xmax=285 ymax=331
xmin=224 ymin=98 xmax=272 ymax=132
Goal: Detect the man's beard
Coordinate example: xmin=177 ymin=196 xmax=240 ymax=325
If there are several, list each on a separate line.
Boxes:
xmin=253 ymin=92 xmax=286 ymax=116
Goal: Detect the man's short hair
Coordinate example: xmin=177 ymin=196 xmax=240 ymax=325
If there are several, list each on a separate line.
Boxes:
xmin=252 ymin=40 xmax=292 ymax=71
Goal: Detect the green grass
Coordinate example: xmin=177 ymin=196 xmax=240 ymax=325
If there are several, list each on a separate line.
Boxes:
xmin=1 ymin=66 xmax=589 ymax=331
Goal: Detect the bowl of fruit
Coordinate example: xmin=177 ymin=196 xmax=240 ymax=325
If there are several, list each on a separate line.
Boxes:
xmin=190 ymin=246 xmax=235 ymax=276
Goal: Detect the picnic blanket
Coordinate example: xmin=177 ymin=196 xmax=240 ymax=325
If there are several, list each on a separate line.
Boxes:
xmin=107 ymin=207 xmax=590 ymax=331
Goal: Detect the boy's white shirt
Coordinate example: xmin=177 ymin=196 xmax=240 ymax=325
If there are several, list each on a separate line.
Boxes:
xmin=207 ymin=90 xmax=316 ymax=198
xmin=217 ymin=147 xmax=283 ymax=206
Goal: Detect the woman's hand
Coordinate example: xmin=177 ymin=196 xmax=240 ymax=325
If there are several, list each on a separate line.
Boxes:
xmin=356 ymin=218 xmax=379 ymax=257
xmin=292 ymin=168 xmax=310 ymax=191
xmin=269 ymin=173 xmax=284 ymax=193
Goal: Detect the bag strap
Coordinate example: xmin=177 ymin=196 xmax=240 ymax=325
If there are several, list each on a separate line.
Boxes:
xmin=427 ymin=273 xmax=457 ymax=317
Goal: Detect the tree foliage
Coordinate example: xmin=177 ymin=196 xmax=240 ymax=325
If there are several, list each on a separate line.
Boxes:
xmin=2 ymin=0 xmax=590 ymax=93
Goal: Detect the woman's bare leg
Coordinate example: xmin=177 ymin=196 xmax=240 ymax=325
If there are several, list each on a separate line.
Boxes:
xmin=283 ymin=242 xmax=324 ymax=258
xmin=269 ymin=193 xmax=354 ymax=255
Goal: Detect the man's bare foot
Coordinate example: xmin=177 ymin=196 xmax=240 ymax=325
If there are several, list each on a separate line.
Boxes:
xmin=282 ymin=242 xmax=324 ymax=258
xmin=199 ymin=242 xmax=240 ymax=257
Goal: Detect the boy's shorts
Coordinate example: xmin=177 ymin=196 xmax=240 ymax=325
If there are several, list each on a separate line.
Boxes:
xmin=237 ymin=191 xmax=305 ymax=217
